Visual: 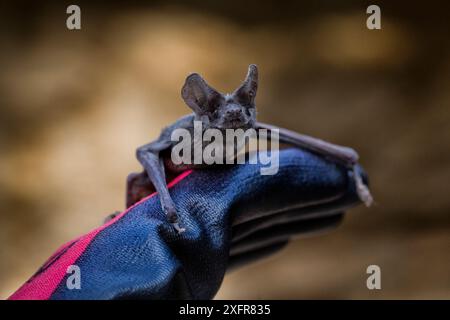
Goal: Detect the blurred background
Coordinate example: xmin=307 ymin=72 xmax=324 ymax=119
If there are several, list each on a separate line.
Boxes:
xmin=1 ymin=0 xmax=449 ymax=299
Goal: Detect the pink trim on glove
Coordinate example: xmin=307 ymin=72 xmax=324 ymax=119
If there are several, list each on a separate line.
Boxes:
xmin=9 ymin=170 xmax=193 ymax=300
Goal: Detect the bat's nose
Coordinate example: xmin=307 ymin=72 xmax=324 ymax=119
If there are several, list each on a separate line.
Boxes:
xmin=226 ymin=107 xmax=242 ymax=119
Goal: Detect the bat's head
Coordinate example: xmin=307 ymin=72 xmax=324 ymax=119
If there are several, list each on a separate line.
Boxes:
xmin=181 ymin=64 xmax=258 ymax=130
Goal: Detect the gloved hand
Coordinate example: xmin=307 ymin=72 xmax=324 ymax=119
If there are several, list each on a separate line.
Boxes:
xmin=9 ymin=148 xmax=367 ymax=300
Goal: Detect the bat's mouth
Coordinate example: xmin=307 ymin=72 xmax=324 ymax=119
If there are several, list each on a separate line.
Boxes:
xmin=219 ymin=119 xmax=251 ymax=129
xmin=229 ymin=119 xmax=244 ymax=127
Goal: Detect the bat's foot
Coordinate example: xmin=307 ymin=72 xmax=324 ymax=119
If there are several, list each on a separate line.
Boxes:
xmin=353 ymin=166 xmax=373 ymax=207
xmin=166 ymin=207 xmax=186 ymax=233
xmin=126 ymin=171 xmax=155 ymax=208
xmin=172 ymin=222 xmax=186 ymax=234
xmin=104 ymin=211 xmax=121 ymax=224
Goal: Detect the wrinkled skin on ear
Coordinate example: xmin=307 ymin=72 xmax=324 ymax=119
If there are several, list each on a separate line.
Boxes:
xmin=181 ymin=65 xmax=258 ymax=130
xmin=232 ymin=64 xmax=258 ymax=107
xmin=181 ymin=73 xmax=224 ymax=116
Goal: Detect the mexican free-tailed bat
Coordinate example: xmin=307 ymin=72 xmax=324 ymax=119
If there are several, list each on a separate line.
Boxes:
xmin=127 ymin=64 xmax=373 ymax=233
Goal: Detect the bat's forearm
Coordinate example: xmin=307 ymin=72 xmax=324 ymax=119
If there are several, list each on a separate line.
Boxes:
xmin=256 ymin=121 xmax=372 ymax=206
xmin=256 ymin=122 xmax=359 ymax=167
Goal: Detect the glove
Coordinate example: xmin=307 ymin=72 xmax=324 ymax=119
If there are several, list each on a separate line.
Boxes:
xmin=9 ymin=148 xmax=367 ymax=300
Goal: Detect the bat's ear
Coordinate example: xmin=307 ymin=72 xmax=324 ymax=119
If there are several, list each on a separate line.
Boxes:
xmin=181 ymin=73 xmax=223 ymax=115
xmin=233 ymin=64 xmax=258 ymax=106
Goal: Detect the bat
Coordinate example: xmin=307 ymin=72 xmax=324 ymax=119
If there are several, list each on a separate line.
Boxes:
xmin=127 ymin=64 xmax=372 ymax=233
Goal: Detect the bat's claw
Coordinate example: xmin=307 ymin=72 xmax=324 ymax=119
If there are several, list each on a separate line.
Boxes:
xmin=172 ymin=222 xmax=186 ymax=234
xmin=166 ymin=207 xmax=186 ymax=233
xmin=353 ymin=165 xmax=373 ymax=207
xmin=357 ymin=182 xmax=373 ymax=207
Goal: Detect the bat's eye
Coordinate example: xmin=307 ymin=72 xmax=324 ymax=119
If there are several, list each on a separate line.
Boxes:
xmin=213 ymin=109 xmax=219 ymax=118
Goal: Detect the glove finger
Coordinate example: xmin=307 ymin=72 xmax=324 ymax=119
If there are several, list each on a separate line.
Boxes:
xmin=231 ymin=190 xmax=356 ymax=243
xmin=227 ymin=240 xmax=289 ymax=272
xmin=230 ymin=161 xmax=367 ymax=227
xmin=230 ymin=213 xmax=344 ymax=256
